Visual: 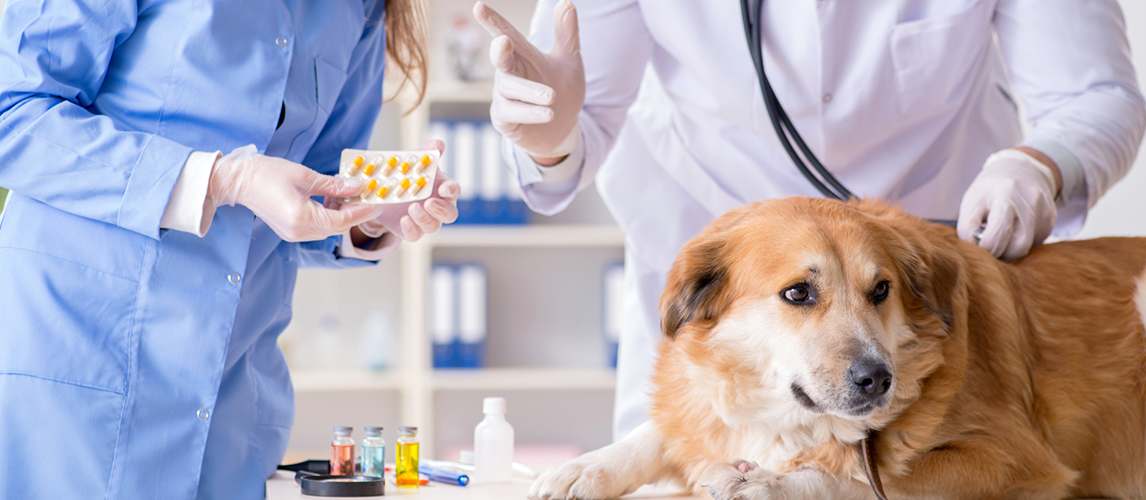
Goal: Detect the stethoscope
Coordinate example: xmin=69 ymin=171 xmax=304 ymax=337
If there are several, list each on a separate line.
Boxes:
xmin=739 ymin=0 xmax=960 ymax=228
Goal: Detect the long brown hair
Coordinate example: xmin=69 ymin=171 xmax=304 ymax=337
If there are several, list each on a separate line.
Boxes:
xmin=384 ymin=0 xmax=429 ymax=109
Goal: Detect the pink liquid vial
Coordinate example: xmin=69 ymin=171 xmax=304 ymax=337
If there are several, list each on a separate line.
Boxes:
xmin=331 ymin=426 xmax=356 ymax=476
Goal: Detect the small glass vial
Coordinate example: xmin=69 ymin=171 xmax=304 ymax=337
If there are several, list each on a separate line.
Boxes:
xmin=361 ymin=426 xmax=386 ymax=479
xmin=396 ymin=426 xmax=420 ymax=488
xmin=474 ymin=397 xmax=515 ymax=482
xmin=331 ymin=426 xmax=356 ymax=476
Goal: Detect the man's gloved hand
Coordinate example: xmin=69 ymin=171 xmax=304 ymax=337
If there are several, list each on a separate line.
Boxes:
xmin=473 ymin=0 xmax=584 ymax=160
xmin=957 ymin=149 xmax=1058 ymax=261
xmin=326 ymin=140 xmax=461 ymax=243
xmin=208 ymin=145 xmax=382 ymax=242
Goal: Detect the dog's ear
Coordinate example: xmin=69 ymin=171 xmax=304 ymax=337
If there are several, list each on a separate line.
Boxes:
xmin=895 ymin=227 xmax=963 ymax=333
xmin=659 ymin=236 xmax=731 ymax=340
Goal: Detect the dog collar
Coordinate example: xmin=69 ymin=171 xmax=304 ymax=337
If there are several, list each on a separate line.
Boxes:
xmin=861 ymin=433 xmax=889 ymax=500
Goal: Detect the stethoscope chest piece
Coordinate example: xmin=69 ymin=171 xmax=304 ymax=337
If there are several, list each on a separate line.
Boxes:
xmin=295 ymin=472 xmax=385 ymax=497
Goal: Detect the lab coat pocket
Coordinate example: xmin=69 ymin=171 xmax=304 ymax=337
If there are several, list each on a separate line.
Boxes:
xmin=315 ymin=57 xmax=348 ymax=115
xmin=890 ymin=0 xmax=993 ymax=117
xmin=0 ymin=248 xmax=137 ymax=394
xmin=0 ymin=375 xmax=124 ymax=498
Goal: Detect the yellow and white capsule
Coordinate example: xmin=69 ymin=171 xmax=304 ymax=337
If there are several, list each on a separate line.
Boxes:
xmin=410 ymin=176 xmax=428 ymax=196
xmin=362 ymin=162 xmax=376 ymax=176
xmin=398 ymin=178 xmax=412 ymax=196
xmin=375 ymin=182 xmax=391 ymax=200
xmin=347 ymin=156 xmax=364 ymax=175
xmin=398 ymin=160 xmax=411 ymax=175
xmin=363 ymin=179 xmax=379 ymax=198
xmin=414 ymin=154 xmax=432 ymax=174
xmin=381 ymin=156 xmax=398 ymax=176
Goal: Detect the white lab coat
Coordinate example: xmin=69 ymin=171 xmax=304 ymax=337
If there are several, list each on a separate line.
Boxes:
xmin=504 ymin=0 xmax=1146 ymax=441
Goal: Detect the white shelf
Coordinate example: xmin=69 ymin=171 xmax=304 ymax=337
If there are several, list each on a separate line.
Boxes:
xmin=427 ymin=224 xmax=625 ymax=248
xmin=291 ymin=367 xmax=617 ymax=393
xmin=291 ymin=369 xmax=403 ymax=393
xmin=432 ymin=367 xmax=617 ymax=391
xmin=426 ymin=80 xmax=495 ymax=103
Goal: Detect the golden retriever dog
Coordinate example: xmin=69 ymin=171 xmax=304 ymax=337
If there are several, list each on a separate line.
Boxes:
xmin=530 ymin=197 xmax=1146 ymax=500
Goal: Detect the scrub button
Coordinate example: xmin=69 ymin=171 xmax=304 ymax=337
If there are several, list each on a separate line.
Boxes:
xmin=822 ymin=93 xmax=833 ymax=103
xmin=276 ymin=37 xmax=288 ymax=48
xmin=197 ymin=409 xmax=210 ymax=420
xmin=228 ymin=273 xmax=241 ymax=284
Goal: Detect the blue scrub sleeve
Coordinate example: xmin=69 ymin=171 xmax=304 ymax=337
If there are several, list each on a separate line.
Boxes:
xmin=0 ymin=0 xmax=191 ymax=240
xmin=296 ymin=1 xmax=390 ymax=269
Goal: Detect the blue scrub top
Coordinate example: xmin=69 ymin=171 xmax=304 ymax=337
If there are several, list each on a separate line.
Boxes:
xmin=0 ymin=0 xmax=387 ymax=498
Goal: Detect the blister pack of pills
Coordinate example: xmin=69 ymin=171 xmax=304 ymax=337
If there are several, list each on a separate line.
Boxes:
xmin=338 ymin=149 xmax=440 ymax=204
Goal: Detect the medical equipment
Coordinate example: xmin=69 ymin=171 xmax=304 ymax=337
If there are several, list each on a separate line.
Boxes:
xmin=330 ymin=426 xmax=356 ymax=476
xmin=419 ymin=465 xmax=471 ymax=486
xmin=294 ymin=471 xmax=385 ymax=497
xmin=739 ymin=0 xmax=958 ymax=227
xmin=361 ymin=427 xmax=386 ymax=479
xmin=338 ymin=149 xmax=440 ymax=204
xmin=396 ymin=426 xmax=421 ymax=488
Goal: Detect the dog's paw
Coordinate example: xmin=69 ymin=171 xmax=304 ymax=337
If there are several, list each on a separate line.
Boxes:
xmin=702 ymin=460 xmax=783 ymax=500
xmin=528 ymin=453 xmax=639 ymax=500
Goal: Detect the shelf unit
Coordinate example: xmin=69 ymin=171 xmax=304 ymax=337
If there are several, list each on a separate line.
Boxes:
xmin=395 ymin=224 xmax=623 ymax=455
xmin=287 ymin=223 xmax=624 ymax=457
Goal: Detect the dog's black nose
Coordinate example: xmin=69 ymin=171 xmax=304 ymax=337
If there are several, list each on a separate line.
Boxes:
xmin=849 ymin=360 xmax=892 ymax=396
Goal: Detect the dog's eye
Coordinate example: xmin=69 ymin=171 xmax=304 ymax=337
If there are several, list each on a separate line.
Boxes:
xmin=872 ymin=280 xmax=890 ymax=305
xmin=782 ymin=285 xmax=815 ymax=305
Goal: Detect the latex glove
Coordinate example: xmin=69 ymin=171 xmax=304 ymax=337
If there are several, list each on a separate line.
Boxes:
xmin=957 ymin=149 xmax=1057 ymax=261
xmin=326 ymin=141 xmax=461 ymax=243
xmin=473 ymin=0 xmax=584 ymax=159
xmin=209 ymin=145 xmax=382 ymax=242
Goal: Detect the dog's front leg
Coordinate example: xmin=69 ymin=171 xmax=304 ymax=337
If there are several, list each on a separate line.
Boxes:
xmin=703 ymin=461 xmax=872 ymax=500
xmin=529 ymin=421 xmax=675 ymax=500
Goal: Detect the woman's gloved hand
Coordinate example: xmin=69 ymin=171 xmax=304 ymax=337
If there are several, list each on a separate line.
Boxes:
xmin=208 ymin=145 xmax=383 ymax=242
xmin=957 ymin=149 xmax=1059 ymax=261
xmin=326 ymin=140 xmax=461 ymax=243
xmin=473 ymin=0 xmax=584 ymax=161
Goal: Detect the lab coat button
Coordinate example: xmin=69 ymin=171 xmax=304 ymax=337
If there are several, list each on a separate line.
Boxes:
xmin=822 ymin=93 xmax=833 ymax=103
xmin=276 ymin=37 xmax=288 ymax=48
xmin=228 ymin=273 xmax=241 ymax=284
xmin=197 ymin=409 xmax=210 ymax=420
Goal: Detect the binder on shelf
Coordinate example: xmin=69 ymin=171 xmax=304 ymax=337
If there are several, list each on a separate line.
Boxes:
xmin=602 ymin=262 xmax=624 ymax=369
xmin=451 ymin=121 xmax=479 ymax=223
xmin=430 ymin=265 xmax=459 ymax=368
xmin=427 ymin=119 xmax=529 ymax=225
xmin=504 ymin=163 xmax=529 ymax=223
xmin=456 ymin=264 xmax=488 ymax=368
xmin=479 ymin=122 xmax=505 ymax=222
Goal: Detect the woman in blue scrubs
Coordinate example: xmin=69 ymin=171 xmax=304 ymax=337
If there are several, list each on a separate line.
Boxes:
xmin=0 ymin=0 xmax=456 ymax=498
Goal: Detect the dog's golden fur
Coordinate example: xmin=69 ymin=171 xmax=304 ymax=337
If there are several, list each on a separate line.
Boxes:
xmin=530 ymin=197 xmax=1146 ymax=500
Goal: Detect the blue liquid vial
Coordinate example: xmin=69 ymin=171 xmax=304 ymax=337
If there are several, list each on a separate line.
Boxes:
xmin=362 ymin=426 xmax=386 ymax=478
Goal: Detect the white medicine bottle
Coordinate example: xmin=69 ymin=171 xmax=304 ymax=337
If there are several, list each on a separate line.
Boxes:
xmin=474 ymin=396 xmax=514 ymax=482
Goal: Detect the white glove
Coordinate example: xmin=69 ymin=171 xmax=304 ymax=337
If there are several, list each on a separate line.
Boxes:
xmin=957 ymin=149 xmax=1058 ymax=261
xmin=325 ymin=140 xmax=462 ymax=243
xmin=209 ymin=145 xmax=382 ymax=242
xmin=473 ymin=0 xmax=584 ymax=159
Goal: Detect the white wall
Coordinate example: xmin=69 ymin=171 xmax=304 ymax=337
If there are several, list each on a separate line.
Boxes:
xmin=1077 ymin=0 xmax=1146 ymax=238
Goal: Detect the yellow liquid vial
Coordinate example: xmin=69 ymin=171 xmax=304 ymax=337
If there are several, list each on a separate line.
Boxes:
xmin=396 ymin=442 xmax=420 ymax=488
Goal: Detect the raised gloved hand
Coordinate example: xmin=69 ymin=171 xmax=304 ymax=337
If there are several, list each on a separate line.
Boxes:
xmin=209 ymin=145 xmax=382 ymax=242
xmin=326 ymin=141 xmax=461 ymax=243
xmin=473 ymin=0 xmax=584 ymax=160
xmin=957 ymin=149 xmax=1059 ymax=261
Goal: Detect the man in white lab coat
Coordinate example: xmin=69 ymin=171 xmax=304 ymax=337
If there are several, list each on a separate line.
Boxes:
xmin=474 ymin=0 xmax=1146 ymax=441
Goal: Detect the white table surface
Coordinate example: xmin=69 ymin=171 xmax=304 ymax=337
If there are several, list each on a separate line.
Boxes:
xmin=266 ymin=471 xmax=703 ymax=499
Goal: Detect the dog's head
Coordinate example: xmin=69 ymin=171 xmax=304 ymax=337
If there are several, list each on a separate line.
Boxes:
xmin=659 ymin=197 xmax=961 ymax=423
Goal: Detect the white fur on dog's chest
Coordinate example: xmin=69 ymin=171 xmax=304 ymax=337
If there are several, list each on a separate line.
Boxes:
xmin=721 ymin=414 xmax=869 ymax=470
